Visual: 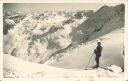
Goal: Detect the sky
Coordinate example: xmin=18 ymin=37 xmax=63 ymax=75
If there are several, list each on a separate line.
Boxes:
xmin=3 ymin=3 xmax=120 ymax=12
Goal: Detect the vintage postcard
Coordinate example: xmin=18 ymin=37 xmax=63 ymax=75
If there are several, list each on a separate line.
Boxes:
xmin=0 ymin=0 xmax=127 ymax=81
xmin=2 ymin=3 xmax=125 ymax=78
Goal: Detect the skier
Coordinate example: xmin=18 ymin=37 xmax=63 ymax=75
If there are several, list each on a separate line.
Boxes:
xmin=94 ymin=42 xmax=103 ymax=68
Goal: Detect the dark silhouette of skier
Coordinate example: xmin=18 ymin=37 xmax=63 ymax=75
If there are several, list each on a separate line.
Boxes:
xmin=94 ymin=42 xmax=103 ymax=68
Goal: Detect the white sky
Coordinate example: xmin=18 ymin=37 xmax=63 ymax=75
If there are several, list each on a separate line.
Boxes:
xmin=3 ymin=3 xmax=120 ymax=12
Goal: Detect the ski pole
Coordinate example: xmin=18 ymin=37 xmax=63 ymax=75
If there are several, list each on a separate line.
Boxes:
xmin=93 ymin=54 xmax=95 ymax=66
xmin=85 ymin=53 xmax=94 ymax=70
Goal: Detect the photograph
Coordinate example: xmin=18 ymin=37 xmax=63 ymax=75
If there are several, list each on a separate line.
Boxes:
xmin=3 ymin=3 xmax=124 ymax=78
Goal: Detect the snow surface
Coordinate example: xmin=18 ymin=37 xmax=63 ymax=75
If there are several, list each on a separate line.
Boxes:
xmin=4 ymin=54 xmax=123 ymax=78
xmin=5 ymin=19 xmax=15 ymax=25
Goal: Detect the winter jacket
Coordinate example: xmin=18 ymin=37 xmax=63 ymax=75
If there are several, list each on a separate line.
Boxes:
xmin=94 ymin=45 xmax=103 ymax=57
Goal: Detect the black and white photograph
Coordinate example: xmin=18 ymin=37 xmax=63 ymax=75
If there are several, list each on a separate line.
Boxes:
xmin=3 ymin=3 xmax=125 ymax=78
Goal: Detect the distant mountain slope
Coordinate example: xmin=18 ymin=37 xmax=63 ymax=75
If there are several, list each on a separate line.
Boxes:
xmin=71 ymin=4 xmax=124 ymax=44
xmin=3 ymin=11 xmax=87 ymax=63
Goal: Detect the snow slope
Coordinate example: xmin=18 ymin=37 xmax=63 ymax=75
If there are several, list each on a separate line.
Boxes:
xmin=3 ymin=28 xmax=124 ymax=78
xmin=3 ymin=54 xmax=123 ymax=78
xmin=48 ymin=28 xmax=124 ymax=69
xmin=71 ymin=4 xmax=124 ymax=44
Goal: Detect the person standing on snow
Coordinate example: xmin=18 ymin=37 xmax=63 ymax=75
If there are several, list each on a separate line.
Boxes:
xmin=94 ymin=42 xmax=103 ymax=68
